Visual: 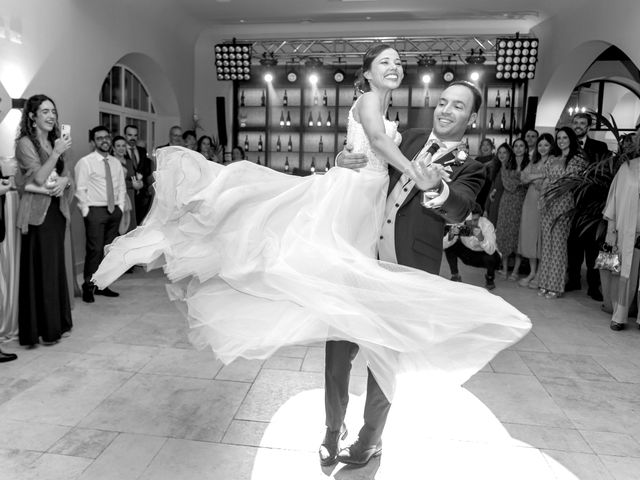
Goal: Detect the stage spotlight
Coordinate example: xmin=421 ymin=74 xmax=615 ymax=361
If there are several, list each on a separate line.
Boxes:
xmin=465 ymin=49 xmax=487 ymax=65
xmin=264 ymin=72 xmax=273 ymax=83
xmin=469 ymin=71 xmax=480 ymax=82
xmin=215 ymin=42 xmax=252 ymax=81
xmin=309 ymin=73 xmax=319 ymax=85
xmin=286 ymin=62 xmax=298 ymax=83
xmin=333 ymin=68 xmax=345 ymax=83
xmin=496 ymin=36 xmax=538 ymax=80
xmin=421 ymin=73 xmax=431 ymax=84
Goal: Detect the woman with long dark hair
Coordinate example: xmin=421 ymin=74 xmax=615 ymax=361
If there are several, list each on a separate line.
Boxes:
xmin=537 ymin=127 xmax=588 ymax=299
xmin=496 ymin=138 xmax=528 ymax=279
xmin=518 ymin=133 xmax=555 ymax=288
xmin=15 ymin=94 xmax=74 ymax=346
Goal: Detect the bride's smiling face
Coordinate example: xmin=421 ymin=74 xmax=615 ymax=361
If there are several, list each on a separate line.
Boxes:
xmin=364 ymin=48 xmax=403 ymax=91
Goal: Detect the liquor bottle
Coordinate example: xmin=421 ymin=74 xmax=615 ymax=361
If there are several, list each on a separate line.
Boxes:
xmin=385 ymin=110 xmax=390 ymax=121
xmin=505 ymin=91 xmax=511 ymax=108
xmin=258 ymin=135 xmax=263 ymax=152
xmin=316 ymin=112 xmax=322 ymax=127
xmin=495 ymin=90 xmax=501 ymax=108
xmin=287 ymin=135 xmax=293 ymax=152
xmin=283 ymin=90 xmax=288 ymax=107
xmin=310 ymin=156 xmax=316 ymax=174
xmin=285 ymin=111 xmax=291 ymax=127
xmin=326 ymin=111 xmax=332 ymax=127
xmin=243 ymin=135 xmax=249 ymax=152
xmin=276 ymin=136 xmax=281 ymax=152
xmin=318 ymin=136 xmax=323 ymax=153
xmin=322 ymin=89 xmax=328 ymax=106
xmin=279 ymin=111 xmax=285 ymax=127
xmin=500 ymin=113 xmax=506 ymax=132
xmin=424 ymin=88 xmax=430 ymax=107
xmin=284 ymin=156 xmax=290 ymax=173
xmin=256 ymin=155 xmax=261 ymax=166
xmin=240 ymin=90 xmax=245 ymax=107
xmin=343 ymin=137 xmax=347 ymax=146
xmin=489 ymin=113 xmax=495 ymax=130
xmin=313 ymin=92 xmax=319 ymax=105
xmin=260 ymin=90 xmax=265 ymax=107
xmin=308 ymin=112 xmax=314 ymax=127
xmin=465 ymin=137 xmax=470 ymax=150
xmin=325 ymin=156 xmax=331 ymax=172
xmin=394 ymin=112 xmax=400 ymax=126
xmin=389 ymin=93 xmax=393 ymax=107
xmin=352 ymin=88 xmax=358 ymax=102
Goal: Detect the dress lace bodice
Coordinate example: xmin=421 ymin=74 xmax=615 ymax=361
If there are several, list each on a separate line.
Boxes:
xmin=346 ymin=108 xmax=402 ymax=172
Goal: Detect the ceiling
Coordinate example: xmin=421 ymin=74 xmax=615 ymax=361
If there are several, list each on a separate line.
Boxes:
xmin=174 ymin=0 xmax=582 ymax=29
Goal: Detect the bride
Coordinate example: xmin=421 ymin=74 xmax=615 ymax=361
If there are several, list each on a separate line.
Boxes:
xmin=93 ymin=43 xmax=530 ymax=464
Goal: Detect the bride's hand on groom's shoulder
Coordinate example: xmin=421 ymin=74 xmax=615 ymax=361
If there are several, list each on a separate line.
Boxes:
xmin=336 ymin=144 xmax=368 ymax=171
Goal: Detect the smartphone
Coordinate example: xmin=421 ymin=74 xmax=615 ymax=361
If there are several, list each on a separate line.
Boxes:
xmin=60 ymin=124 xmax=71 ymax=138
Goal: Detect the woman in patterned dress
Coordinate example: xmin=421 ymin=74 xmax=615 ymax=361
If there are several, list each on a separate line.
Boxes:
xmin=518 ymin=133 xmax=555 ymax=288
xmin=496 ymin=138 xmax=528 ymax=279
xmin=537 ymin=127 xmax=588 ymax=299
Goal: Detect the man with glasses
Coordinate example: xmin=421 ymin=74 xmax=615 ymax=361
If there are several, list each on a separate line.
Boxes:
xmin=75 ymin=126 xmax=126 ymax=303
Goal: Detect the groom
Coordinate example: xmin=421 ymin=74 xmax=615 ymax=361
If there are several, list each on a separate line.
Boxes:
xmin=320 ymin=80 xmax=486 ymax=467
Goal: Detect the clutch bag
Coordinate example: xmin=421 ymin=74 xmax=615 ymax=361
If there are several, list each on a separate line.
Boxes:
xmin=595 ymin=243 xmax=621 ymax=275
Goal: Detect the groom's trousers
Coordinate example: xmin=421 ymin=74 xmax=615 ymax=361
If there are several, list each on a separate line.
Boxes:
xmin=325 ymin=340 xmax=391 ymax=444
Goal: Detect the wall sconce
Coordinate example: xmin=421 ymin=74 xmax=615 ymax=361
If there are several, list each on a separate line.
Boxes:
xmin=11 ymin=98 xmax=26 ymax=109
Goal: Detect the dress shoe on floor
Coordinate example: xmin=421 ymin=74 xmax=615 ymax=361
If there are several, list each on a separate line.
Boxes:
xmin=95 ymin=287 xmax=120 ymax=297
xmin=82 ymin=282 xmax=95 ymax=303
xmin=0 ymin=350 xmax=18 ymax=362
xmin=610 ymin=321 xmax=626 ymax=331
xmin=588 ymin=290 xmax=603 ymax=302
xmin=337 ymin=438 xmax=382 ymax=466
xmin=485 ymin=275 xmax=496 ymax=291
xmin=450 ymin=274 xmax=462 ymax=282
xmin=319 ymin=424 xmax=347 ymax=466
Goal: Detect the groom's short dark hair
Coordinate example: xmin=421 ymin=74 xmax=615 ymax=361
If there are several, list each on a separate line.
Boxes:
xmin=448 ymin=80 xmax=483 ymax=114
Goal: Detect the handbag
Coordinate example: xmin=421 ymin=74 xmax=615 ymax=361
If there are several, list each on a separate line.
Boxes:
xmin=595 ymin=242 xmax=621 ymax=275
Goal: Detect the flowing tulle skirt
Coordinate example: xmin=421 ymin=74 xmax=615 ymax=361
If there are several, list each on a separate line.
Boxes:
xmin=93 ymin=147 xmax=530 ymax=400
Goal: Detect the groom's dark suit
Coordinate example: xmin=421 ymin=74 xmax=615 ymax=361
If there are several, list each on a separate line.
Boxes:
xmin=325 ymin=128 xmax=485 ymax=448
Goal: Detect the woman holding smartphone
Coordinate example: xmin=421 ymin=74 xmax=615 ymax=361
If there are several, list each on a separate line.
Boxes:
xmin=15 ymin=94 xmax=74 ymax=347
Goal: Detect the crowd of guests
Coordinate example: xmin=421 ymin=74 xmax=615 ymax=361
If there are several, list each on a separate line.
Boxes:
xmin=446 ymin=112 xmax=640 ymax=332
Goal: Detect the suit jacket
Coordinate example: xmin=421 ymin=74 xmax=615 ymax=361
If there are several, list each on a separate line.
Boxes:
xmin=582 ymin=137 xmax=609 ymax=163
xmin=0 ymin=193 xmax=5 ymax=243
xmin=130 ymin=146 xmax=154 ymax=195
xmin=389 ymin=128 xmax=485 ymax=275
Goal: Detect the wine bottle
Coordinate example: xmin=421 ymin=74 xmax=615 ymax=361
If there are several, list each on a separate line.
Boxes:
xmin=326 ymin=111 xmax=332 ymax=127
xmin=495 ymin=90 xmax=501 ymax=108
xmin=424 ymin=89 xmax=430 ymax=107
xmin=256 ymin=155 xmax=261 ymax=166
xmin=316 ymin=112 xmax=322 ymax=127
xmin=500 ymin=113 xmax=506 ymax=132
xmin=276 ymin=135 xmax=281 ymax=152
xmin=385 ymin=110 xmax=390 ymax=121
xmin=465 ymin=137 xmax=470 ymax=150
xmin=389 ymin=93 xmax=393 ymax=107
xmin=284 ymin=156 xmax=290 ymax=173
xmin=489 ymin=113 xmax=495 ymax=130
xmin=318 ymin=136 xmax=323 ymax=153
xmin=308 ymin=112 xmax=314 ymax=127
xmin=279 ymin=111 xmax=285 ymax=127
xmin=394 ymin=112 xmax=400 ymax=126
xmin=283 ymin=90 xmax=288 ymax=107
xmin=310 ymin=156 xmax=316 ymax=174
xmin=243 ymin=135 xmax=249 ymax=152
xmin=343 ymin=137 xmax=347 ymax=146
xmin=260 ymin=90 xmax=265 ymax=107
xmin=240 ymin=90 xmax=245 ymax=107
xmin=258 ymin=135 xmax=263 ymax=152
xmin=313 ymin=92 xmax=319 ymax=105
xmin=505 ymin=91 xmax=511 ymax=108
xmin=352 ymin=88 xmax=358 ymax=102
xmin=285 ymin=111 xmax=291 ymax=127
xmin=287 ymin=135 xmax=293 ymax=152
xmin=322 ymin=89 xmax=328 ymax=106
xmin=325 ymin=156 xmax=331 ymax=172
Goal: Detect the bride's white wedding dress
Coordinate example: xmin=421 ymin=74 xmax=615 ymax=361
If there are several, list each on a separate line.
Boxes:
xmin=93 ymin=111 xmax=530 ymax=400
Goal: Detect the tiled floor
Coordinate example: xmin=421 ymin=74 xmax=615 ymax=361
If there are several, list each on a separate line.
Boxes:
xmin=1 ymin=264 xmax=639 ymax=480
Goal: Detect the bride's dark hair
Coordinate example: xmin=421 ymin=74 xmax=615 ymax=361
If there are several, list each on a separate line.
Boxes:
xmin=354 ymin=43 xmax=395 ymax=94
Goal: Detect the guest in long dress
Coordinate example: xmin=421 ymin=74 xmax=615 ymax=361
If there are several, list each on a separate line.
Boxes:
xmin=112 ymin=135 xmax=139 ymax=235
xmin=0 ymin=158 xmax=20 ymax=340
xmin=518 ymin=133 xmax=554 ymax=288
xmin=15 ymin=94 xmax=74 ymax=346
xmin=485 ymin=143 xmax=508 ymax=226
xmin=496 ymin=139 xmax=528 ymax=279
xmin=603 ymin=133 xmax=640 ymax=331
xmin=537 ymin=127 xmax=588 ymax=299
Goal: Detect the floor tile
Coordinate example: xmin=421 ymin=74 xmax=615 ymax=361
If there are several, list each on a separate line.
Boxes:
xmin=0 ymin=419 xmax=70 ymax=451
xmin=48 ymin=428 xmax=119 ymax=459
xmin=139 ymin=347 xmax=223 ymax=379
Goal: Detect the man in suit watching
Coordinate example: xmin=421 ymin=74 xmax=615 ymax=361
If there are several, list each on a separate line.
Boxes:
xmin=124 ymin=125 xmax=154 ymax=224
xmin=320 ymin=81 xmax=484 ymax=467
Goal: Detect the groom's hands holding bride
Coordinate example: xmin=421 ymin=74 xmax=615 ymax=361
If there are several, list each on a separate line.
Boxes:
xmin=336 ymin=144 xmax=368 ymax=171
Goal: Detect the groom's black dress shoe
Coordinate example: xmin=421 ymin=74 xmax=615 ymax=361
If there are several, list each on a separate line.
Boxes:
xmin=337 ymin=438 xmax=382 ymax=466
xmin=319 ymin=424 xmax=347 ymax=466
xmin=95 ymin=287 xmax=119 ymax=298
xmin=0 ymin=350 xmax=17 ymax=362
xmin=82 ymin=282 xmax=95 ymax=303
